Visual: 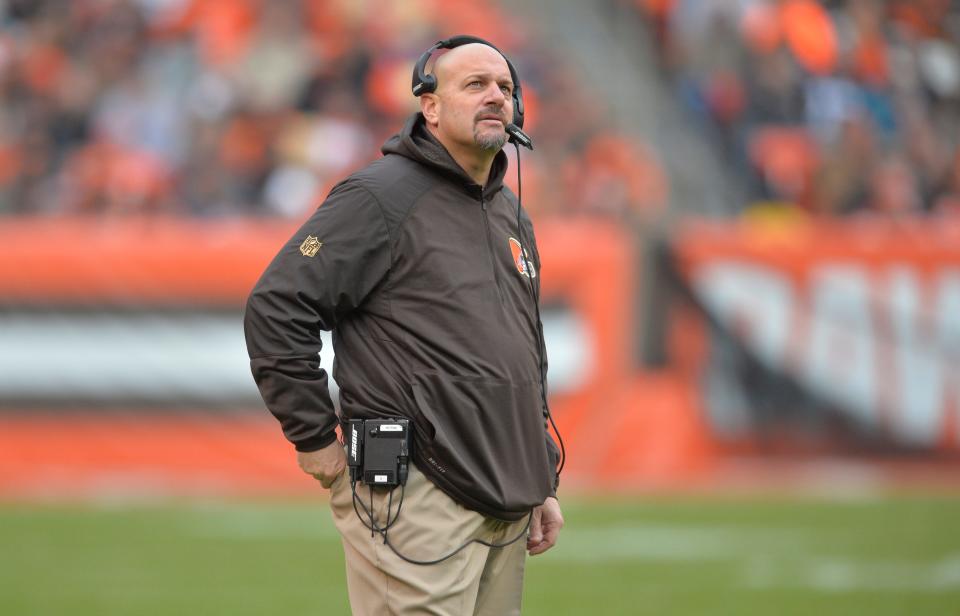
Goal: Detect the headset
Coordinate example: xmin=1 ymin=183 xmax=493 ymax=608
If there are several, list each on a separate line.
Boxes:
xmin=411 ymin=34 xmax=533 ymax=149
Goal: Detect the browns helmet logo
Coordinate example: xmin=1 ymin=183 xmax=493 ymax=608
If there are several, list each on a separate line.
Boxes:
xmin=508 ymin=237 xmax=536 ymax=278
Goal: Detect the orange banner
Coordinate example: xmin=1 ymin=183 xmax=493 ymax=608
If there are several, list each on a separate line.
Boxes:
xmin=0 ymin=216 xmax=715 ymax=493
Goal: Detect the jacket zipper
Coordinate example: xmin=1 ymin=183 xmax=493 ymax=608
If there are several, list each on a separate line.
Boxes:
xmin=480 ymin=196 xmax=505 ymax=303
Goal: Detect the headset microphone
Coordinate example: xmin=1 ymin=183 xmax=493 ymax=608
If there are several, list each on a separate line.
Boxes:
xmin=506 ymin=124 xmax=533 ymax=150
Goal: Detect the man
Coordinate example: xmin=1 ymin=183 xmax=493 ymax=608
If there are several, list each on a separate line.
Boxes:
xmin=244 ymin=38 xmax=563 ymax=615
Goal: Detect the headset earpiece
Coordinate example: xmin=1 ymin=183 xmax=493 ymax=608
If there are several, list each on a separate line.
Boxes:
xmin=512 ymin=84 xmax=524 ymax=130
xmin=411 ymin=46 xmax=439 ymax=96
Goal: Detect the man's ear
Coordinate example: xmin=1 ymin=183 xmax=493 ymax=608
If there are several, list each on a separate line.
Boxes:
xmin=420 ymin=93 xmax=440 ymax=128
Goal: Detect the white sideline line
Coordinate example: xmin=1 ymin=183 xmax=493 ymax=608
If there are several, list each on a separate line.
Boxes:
xmin=745 ymin=555 xmax=960 ymax=592
xmin=179 ymin=505 xmax=341 ymax=540
xmin=544 ymin=524 xmax=806 ymax=563
xmin=543 ymin=523 xmax=960 ymax=593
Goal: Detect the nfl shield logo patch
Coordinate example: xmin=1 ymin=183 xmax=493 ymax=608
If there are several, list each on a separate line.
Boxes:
xmin=300 ymin=235 xmax=322 ymax=257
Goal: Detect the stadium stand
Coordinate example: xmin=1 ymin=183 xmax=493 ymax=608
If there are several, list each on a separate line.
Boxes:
xmin=0 ymin=0 xmax=667 ymax=220
xmin=634 ymin=0 xmax=960 ymax=217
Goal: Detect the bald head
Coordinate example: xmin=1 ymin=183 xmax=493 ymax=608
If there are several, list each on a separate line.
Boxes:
xmin=430 ymin=43 xmax=512 ymax=94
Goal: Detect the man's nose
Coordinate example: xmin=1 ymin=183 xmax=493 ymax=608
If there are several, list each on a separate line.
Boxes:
xmin=483 ymin=83 xmax=507 ymax=106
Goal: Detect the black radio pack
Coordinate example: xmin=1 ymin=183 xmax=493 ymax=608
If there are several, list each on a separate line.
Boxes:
xmin=344 ymin=418 xmax=532 ymax=567
xmin=345 ymin=418 xmax=411 ymax=487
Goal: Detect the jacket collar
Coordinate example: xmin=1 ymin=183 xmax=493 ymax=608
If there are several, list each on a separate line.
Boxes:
xmin=381 ymin=113 xmax=508 ymax=200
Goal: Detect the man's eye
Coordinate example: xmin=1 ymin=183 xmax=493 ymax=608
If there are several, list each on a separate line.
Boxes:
xmin=468 ymin=81 xmax=482 ymax=88
xmin=500 ymin=85 xmax=511 ymax=94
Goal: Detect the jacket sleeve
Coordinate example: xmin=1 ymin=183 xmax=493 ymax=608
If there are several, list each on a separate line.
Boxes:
xmin=243 ymin=180 xmax=391 ymax=452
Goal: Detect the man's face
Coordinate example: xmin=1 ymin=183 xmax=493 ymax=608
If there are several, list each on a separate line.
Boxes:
xmin=426 ymin=44 xmax=514 ymax=153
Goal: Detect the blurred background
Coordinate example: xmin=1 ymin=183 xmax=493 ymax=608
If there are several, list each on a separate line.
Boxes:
xmin=1 ymin=0 xmax=959 ymax=614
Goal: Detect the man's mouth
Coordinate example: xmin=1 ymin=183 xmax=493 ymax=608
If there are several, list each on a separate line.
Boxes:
xmin=477 ymin=113 xmax=504 ymax=125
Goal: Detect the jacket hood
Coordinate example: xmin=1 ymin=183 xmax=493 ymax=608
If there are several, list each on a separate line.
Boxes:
xmin=381 ymin=113 xmax=508 ymax=200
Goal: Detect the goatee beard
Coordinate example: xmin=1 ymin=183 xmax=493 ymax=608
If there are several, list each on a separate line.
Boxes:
xmin=474 ymin=130 xmax=507 ymax=151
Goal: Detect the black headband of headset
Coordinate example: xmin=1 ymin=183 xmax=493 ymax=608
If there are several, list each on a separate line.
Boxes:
xmin=411 ymin=34 xmax=525 ymax=129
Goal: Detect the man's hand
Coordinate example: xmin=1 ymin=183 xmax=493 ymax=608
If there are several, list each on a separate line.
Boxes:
xmin=297 ymin=440 xmax=347 ymax=488
xmin=527 ymin=496 xmax=563 ymax=556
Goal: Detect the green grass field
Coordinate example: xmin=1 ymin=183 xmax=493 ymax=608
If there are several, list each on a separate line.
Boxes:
xmin=2 ymin=495 xmax=959 ymax=615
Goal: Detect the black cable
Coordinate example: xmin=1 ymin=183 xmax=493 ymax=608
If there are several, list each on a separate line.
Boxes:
xmin=513 ymin=142 xmax=566 ymax=477
xmin=369 ymin=487 xmax=375 ymax=538
xmin=382 ymin=510 xmax=532 ymax=567
xmin=350 ymin=479 xmax=532 ymax=566
xmin=351 ymin=479 xmax=402 ymax=535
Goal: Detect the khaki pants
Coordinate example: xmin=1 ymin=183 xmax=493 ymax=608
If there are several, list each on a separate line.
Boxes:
xmin=328 ymin=461 xmax=529 ymax=615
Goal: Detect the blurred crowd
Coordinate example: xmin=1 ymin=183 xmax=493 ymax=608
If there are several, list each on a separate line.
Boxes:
xmin=0 ymin=0 xmax=668 ymax=219
xmin=638 ymin=0 xmax=960 ymax=217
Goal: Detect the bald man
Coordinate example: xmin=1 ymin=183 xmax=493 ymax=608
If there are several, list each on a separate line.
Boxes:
xmin=245 ymin=38 xmax=562 ymax=615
